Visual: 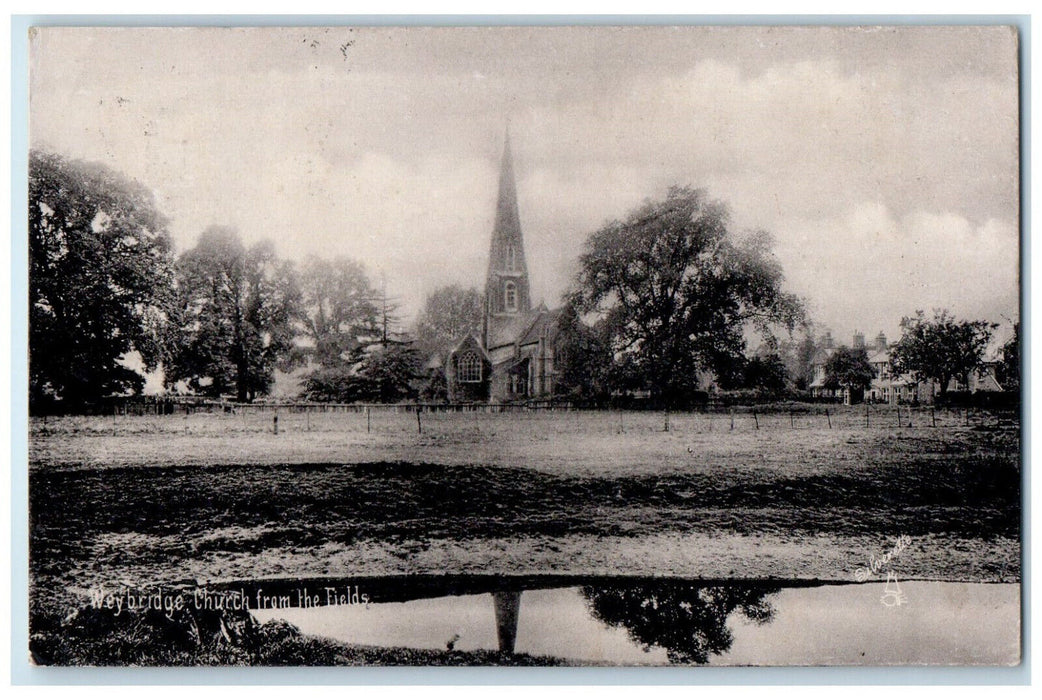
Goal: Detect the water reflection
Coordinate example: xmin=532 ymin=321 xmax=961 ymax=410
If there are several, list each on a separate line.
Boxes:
xmin=580 ymin=583 xmax=779 ymax=664
xmin=240 ymin=576 xmax=783 ymax=663
xmin=242 ymin=576 xmax=1020 ymax=665
xmin=492 ymin=590 xmax=521 ymax=653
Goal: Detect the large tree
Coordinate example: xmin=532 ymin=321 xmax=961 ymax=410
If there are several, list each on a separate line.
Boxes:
xmin=166 ymin=226 xmax=302 ymax=401
xmin=889 ymin=309 xmax=997 ymax=398
xmin=299 ymin=256 xmax=380 ymax=366
xmin=552 ymin=301 xmax=613 ymax=403
xmin=742 ymin=352 xmax=789 ymax=395
xmin=29 ymin=149 xmax=174 ymax=409
xmin=824 ymin=346 xmax=875 ymax=402
xmin=572 ymin=186 xmax=804 ymax=406
xmin=413 ymin=284 xmax=484 ymax=357
xmin=778 ymin=323 xmax=821 ymax=392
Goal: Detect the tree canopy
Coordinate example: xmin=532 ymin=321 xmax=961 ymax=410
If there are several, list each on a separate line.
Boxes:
xmin=29 ymin=149 xmax=174 ymax=408
xmin=889 ymin=310 xmax=996 ymax=397
xmin=778 ymin=324 xmax=821 ymax=392
xmin=300 ymin=342 xmax=421 ymax=403
xmin=824 ymin=346 xmax=875 ymax=399
xmin=741 ymin=352 xmax=789 ymax=395
xmin=165 ymin=226 xmax=302 ymax=401
xmin=571 ymin=186 xmax=804 ymax=406
xmin=552 ymin=301 xmax=613 ymax=402
xmin=299 ymin=256 xmax=380 ymax=366
xmin=413 ymin=284 xmax=484 ymax=357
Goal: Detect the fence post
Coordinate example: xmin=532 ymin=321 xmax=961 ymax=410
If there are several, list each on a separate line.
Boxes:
xmin=417 ymin=406 xmax=422 ymax=435
xmin=273 ymin=412 xmax=278 ymax=435
xmin=663 ymin=408 xmax=670 ymax=433
xmin=825 ymin=408 xmax=831 ymax=429
xmin=897 ymin=405 xmax=901 ymax=427
xmin=865 ymin=403 xmax=870 ymax=428
xmin=753 ymin=411 xmax=759 ymax=430
xmin=366 ymin=407 xmax=371 ymax=434
xmin=730 ymin=409 xmax=735 ymax=431
xmin=789 ymin=410 xmax=794 ymax=429
xmin=932 ymin=406 xmax=936 ymax=428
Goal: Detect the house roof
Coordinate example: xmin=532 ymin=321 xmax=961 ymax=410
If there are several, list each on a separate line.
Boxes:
xmin=810 ymin=347 xmax=838 ymax=366
xmin=867 ymin=348 xmax=890 ymax=364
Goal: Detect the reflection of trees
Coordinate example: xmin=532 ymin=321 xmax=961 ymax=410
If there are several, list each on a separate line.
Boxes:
xmin=581 ymin=583 xmax=779 ymax=664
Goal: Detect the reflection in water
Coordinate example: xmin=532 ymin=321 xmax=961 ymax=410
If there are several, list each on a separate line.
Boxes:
xmin=581 ymin=583 xmax=779 ymax=664
xmin=492 ymin=591 xmax=521 ymax=653
xmin=246 ymin=577 xmax=1020 ymax=666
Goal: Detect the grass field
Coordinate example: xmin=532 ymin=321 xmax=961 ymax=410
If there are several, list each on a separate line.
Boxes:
xmin=30 ymin=403 xmax=1012 ymax=475
xmin=30 ymin=406 xmax=1020 ymax=588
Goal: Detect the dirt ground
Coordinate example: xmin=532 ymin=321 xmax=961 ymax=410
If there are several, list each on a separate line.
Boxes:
xmin=29 ymin=408 xmax=1021 ymax=618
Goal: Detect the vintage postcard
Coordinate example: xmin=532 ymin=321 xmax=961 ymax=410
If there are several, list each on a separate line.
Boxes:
xmin=26 ymin=24 xmax=1020 ymax=668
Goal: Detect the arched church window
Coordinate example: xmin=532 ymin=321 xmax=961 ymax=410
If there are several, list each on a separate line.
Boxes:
xmin=504 ymin=281 xmax=518 ymax=312
xmin=458 ymin=351 xmax=482 ymax=383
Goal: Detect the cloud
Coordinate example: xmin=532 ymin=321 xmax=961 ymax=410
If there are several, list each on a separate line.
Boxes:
xmin=773 ymin=204 xmax=1018 ymax=340
xmin=28 ymin=25 xmax=1020 ymax=333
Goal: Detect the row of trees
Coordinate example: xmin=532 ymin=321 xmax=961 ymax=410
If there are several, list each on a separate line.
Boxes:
xmin=30 ymin=150 xmax=417 ymax=409
xmin=29 ymin=149 xmax=1019 ymax=411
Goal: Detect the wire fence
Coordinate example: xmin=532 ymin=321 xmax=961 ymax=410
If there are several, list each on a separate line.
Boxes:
xmin=30 ymin=401 xmax=1017 ymax=438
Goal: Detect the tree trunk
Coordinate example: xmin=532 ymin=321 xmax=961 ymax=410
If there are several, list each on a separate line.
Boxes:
xmin=236 ymin=366 xmax=249 ymax=403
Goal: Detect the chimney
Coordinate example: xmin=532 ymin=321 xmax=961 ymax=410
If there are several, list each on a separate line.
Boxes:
xmin=822 ymin=331 xmax=834 ymax=349
xmin=853 ymin=331 xmax=866 ymax=349
xmin=875 ymin=331 xmax=887 ymax=351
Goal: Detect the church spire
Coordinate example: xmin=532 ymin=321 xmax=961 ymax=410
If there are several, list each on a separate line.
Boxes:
xmin=488 ymin=130 xmax=526 ymax=279
xmin=485 ymin=129 xmax=530 ymax=331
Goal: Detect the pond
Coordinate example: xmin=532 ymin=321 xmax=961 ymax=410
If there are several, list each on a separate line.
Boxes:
xmin=242 ymin=575 xmax=1019 ymax=665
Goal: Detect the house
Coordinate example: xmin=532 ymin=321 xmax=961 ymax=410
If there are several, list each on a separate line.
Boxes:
xmin=437 ymin=133 xmax=564 ymax=403
xmin=863 ymin=332 xmax=1003 ymax=405
xmin=811 ymin=330 xmax=932 ymax=405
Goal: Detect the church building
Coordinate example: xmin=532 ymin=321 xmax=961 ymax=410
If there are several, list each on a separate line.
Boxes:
xmin=441 ymin=134 xmax=563 ymax=403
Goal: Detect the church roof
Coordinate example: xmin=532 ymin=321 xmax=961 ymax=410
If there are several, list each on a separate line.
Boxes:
xmin=486 ymin=309 xmax=542 ymax=350
xmin=485 ymin=306 xmax=563 ymax=351
xmin=450 ymin=333 xmax=489 ymax=357
xmin=518 ymin=306 xmax=563 ymax=346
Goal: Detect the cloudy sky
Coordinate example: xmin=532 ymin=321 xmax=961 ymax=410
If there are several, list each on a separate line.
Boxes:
xmin=29 ymin=25 xmax=1020 ymax=343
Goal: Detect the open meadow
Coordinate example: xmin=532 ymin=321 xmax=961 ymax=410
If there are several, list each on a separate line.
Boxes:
xmin=30 ymin=405 xmax=1020 ymax=588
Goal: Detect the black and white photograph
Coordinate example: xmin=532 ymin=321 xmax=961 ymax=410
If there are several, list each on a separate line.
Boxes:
xmin=24 ymin=23 xmax=1021 ymax=668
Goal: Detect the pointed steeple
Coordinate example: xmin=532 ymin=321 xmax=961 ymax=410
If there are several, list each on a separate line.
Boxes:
xmin=487 ymin=130 xmax=527 ymax=282
xmin=485 ymin=129 xmax=531 ymax=331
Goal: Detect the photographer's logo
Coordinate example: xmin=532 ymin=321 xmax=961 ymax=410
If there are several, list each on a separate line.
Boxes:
xmin=880 ymin=571 xmax=908 ymax=607
xmin=853 ymin=536 xmax=913 ymax=607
